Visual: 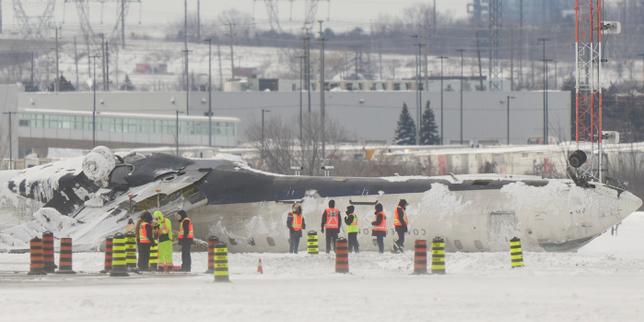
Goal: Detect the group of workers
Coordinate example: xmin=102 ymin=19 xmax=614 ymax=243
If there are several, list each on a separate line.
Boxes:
xmin=287 ymin=199 xmax=410 ymax=254
xmin=134 ymin=209 xmax=194 ymax=272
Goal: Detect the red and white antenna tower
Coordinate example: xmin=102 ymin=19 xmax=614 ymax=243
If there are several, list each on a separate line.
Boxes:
xmin=575 ymin=0 xmax=620 ymax=180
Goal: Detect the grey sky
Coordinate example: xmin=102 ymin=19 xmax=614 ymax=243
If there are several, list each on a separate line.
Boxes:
xmin=5 ymin=0 xmax=469 ymax=31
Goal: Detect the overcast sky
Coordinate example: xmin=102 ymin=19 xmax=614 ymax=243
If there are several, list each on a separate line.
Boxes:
xmin=4 ymin=0 xmax=470 ymax=32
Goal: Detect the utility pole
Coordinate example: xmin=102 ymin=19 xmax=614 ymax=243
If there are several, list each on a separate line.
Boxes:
xmin=413 ymin=35 xmax=422 ymax=145
xmin=121 ymin=0 xmax=126 ymax=48
xmin=55 ymin=26 xmax=60 ymax=92
xmin=518 ymin=0 xmax=524 ymax=87
xmin=175 ymin=111 xmax=180 ymax=156
xmin=2 ymin=112 xmax=15 ymax=170
xmin=539 ymin=38 xmax=549 ymax=144
xmin=303 ymin=29 xmax=311 ymax=121
xmin=197 ymin=0 xmax=201 ymax=41
xmin=457 ymin=49 xmax=465 ymax=145
xmin=438 ymin=56 xmax=447 ymax=145
xmin=216 ymin=39 xmax=224 ymax=90
xmin=225 ymin=22 xmax=236 ymax=81
xmin=30 ymin=52 xmax=34 ymax=85
xmin=475 ymin=31 xmax=484 ymax=90
xmin=510 ymin=28 xmax=514 ymax=91
xmin=639 ymin=54 xmax=644 ymax=86
xmin=91 ymin=55 xmax=99 ymax=148
xmin=184 ymin=0 xmax=190 ymax=114
xmin=506 ymin=96 xmax=515 ymax=145
xmin=105 ymin=41 xmax=110 ymax=90
xmin=74 ymin=37 xmax=79 ymax=91
xmin=205 ymin=38 xmax=213 ymax=146
xmin=319 ymin=20 xmax=326 ymax=161
xmin=298 ymin=55 xmax=304 ymax=145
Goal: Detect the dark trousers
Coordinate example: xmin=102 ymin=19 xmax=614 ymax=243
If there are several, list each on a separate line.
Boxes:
xmin=180 ymin=241 xmax=192 ymax=271
xmin=347 ymin=232 xmax=359 ymax=253
xmin=395 ymin=228 xmax=406 ymax=249
xmin=325 ymin=229 xmax=339 ymax=253
xmin=289 ymin=231 xmax=302 ymax=253
xmin=137 ymin=244 xmax=150 ymax=270
xmin=376 ymin=236 xmax=385 ymax=253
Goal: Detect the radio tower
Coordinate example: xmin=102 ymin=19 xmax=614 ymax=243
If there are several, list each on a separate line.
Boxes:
xmin=574 ymin=0 xmax=604 ymax=179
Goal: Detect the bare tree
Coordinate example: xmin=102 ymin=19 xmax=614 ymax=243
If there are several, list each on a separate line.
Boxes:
xmin=245 ymin=112 xmax=348 ymax=175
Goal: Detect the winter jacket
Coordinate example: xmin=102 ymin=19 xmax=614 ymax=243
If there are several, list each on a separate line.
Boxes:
xmin=320 ymin=209 xmax=342 ymax=232
xmin=287 ymin=213 xmax=306 ymax=237
xmin=371 ymin=212 xmax=387 ymax=237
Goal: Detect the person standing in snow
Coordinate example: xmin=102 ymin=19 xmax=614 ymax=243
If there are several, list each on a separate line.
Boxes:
xmin=371 ymin=203 xmax=387 ymax=253
xmin=393 ymin=199 xmax=409 ymax=252
xmin=321 ymin=200 xmax=342 ymax=253
xmin=153 ymin=210 xmax=173 ymax=272
xmin=286 ymin=203 xmax=306 ymax=253
xmin=137 ymin=211 xmax=154 ymax=270
xmin=344 ymin=205 xmax=359 ymax=253
xmin=176 ymin=210 xmax=193 ymax=272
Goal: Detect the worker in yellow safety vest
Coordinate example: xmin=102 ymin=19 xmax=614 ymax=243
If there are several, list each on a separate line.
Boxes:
xmin=286 ymin=203 xmax=306 ymax=253
xmin=344 ymin=205 xmax=359 ymax=253
xmin=153 ymin=210 xmax=173 ymax=272
xmin=176 ymin=210 xmax=193 ymax=272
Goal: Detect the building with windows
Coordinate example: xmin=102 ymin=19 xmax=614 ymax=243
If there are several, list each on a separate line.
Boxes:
xmin=17 ymin=108 xmax=239 ymax=157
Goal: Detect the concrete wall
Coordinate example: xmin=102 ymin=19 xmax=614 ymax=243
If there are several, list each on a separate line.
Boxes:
xmin=18 ymin=90 xmax=571 ymax=145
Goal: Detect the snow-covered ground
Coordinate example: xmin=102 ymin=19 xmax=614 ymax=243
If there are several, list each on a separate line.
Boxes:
xmin=1 ymin=212 xmax=643 ymax=322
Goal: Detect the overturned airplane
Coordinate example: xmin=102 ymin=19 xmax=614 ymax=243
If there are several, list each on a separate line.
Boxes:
xmin=5 ymin=146 xmax=642 ymax=252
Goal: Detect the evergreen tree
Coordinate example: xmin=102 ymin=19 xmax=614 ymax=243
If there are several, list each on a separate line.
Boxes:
xmin=420 ymin=100 xmax=440 ymax=145
xmin=394 ymin=103 xmax=417 ymax=145
xmin=48 ymin=75 xmax=75 ymax=91
xmin=120 ymin=74 xmax=136 ymax=91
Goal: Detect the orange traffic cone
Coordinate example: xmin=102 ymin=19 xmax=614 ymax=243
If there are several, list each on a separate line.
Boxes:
xmin=257 ymin=258 xmax=263 ymax=274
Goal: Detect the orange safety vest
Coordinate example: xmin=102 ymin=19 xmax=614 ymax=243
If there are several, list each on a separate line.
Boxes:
xmin=324 ymin=208 xmax=340 ymax=229
xmin=178 ymin=218 xmax=194 ymax=239
xmin=291 ymin=213 xmax=303 ymax=231
xmin=372 ymin=211 xmax=387 ymax=232
xmin=139 ymin=222 xmax=151 ymax=244
xmin=393 ymin=207 xmax=408 ymax=227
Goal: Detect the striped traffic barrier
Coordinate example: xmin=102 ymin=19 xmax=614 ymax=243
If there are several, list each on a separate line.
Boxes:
xmin=213 ymin=243 xmax=229 ymax=282
xmin=149 ymin=244 xmax=158 ymax=271
xmin=56 ymin=237 xmax=75 ymax=274
xmin=101 ymin=237 xmax=113 ymax=273
xmin=42 ymin=231 xmax=56 ymax=273
xmin=335 ymin=238 xmax=349 ymax=273
xmin=110 ymin=234 xmax=129 ymax=277
xmin=413 ymin=239 xmax=428 ymax=274
xmin=125 ymin=232 xmax=137 ymax=271
xmin=28 ymin=237 xmax=46 ymax=275
xmin=205 ymin=236 xmax=218 ymax=273
xmin=510 ymin=237 xmax=524 ymax=268
xmin=307 ymin=231 xmax=319 ymax=255
xmin=431 ymin=237 xmax=446 ymax=274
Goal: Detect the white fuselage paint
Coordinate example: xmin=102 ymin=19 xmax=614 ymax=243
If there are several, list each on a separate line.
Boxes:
xmin=188 ymin=178 xmax=642 ymax=252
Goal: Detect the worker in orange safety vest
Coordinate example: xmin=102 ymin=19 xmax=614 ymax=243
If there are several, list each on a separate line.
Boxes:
xmin=371 ymin=203 xmax=387 ymax=253
xmin=137 ymin=211 xmax=155 ymax=270
xmin=393 ymin=199 xmax=409 ymax=253
xmin=320 ymin=199 xmax=342 ymax=253
xmin=286 ymin=203 xmax=306 ymax=253
xmin=176 ymin=210 xmax=194 ymax=272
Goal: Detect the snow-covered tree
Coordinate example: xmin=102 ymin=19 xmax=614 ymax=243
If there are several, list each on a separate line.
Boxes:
xmin=420 ymin=100 xmax=440 ymax=145
xmin=394 ymin=103 xmax=416 ymax=145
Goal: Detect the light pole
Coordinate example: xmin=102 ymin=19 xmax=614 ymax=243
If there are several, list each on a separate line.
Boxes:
xmin=175 ymin=110 xmax=184 ymax=156
xmin=456 ymin=49 xmax=465 ymax=145
xmin=438 ymin=56 xmax=448 ymax=145
xmin=205 ymin=38 xmax=213 ymax=146
xmin=90 ymin=54 xmax=99 ymax=147
xmin=2 ymin=112 xmax=15 ymax=170
xmin=538 ymin=38 xmax=549 ymax=145
xmin=412 ymin=34 xmax=423 ymax=145
xmin=506 ymin=96 xmax=516 ymax=145
xmin=298 ymin=55 xmax=304 ymax=145
xmin=319 ymin=20 xmax=326 ymax=161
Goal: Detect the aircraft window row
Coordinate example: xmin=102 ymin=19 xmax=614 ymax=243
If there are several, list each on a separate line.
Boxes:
xmin=19 ymin=112 xmax=236 ymax=137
